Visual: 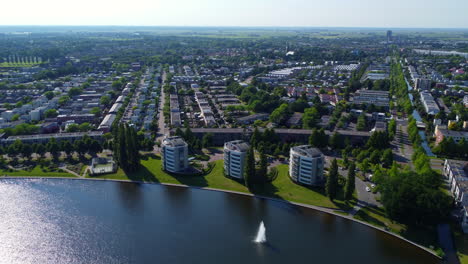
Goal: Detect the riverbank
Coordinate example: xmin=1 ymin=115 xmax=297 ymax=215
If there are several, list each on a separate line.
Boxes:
xmin=0 ymin=172 xmax=441 ymax=260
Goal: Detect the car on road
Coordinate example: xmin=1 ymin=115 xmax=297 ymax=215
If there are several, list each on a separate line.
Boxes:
xmin=366 ymin=187 xmax=371 ymax=192
xmin=371 ymin=184 xmax=376 ymax=188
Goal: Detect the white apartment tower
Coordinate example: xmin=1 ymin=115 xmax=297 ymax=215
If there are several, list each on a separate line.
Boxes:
xmin=161 ymin=136 xmax=189 ymax=173
xmin=224 ymin=140 xmax=250 ymax=179
xmin=289 ymin=145 xmax=325 ymax=186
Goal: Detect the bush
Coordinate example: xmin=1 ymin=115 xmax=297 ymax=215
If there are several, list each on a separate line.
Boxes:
xmin=267 ymin=167 xmax=279 ymax=182
xmin=435 ymin=248 xmax=445 ymax=259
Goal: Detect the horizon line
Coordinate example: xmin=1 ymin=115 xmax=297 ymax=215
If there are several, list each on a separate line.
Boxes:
xmin=0 ymin=25 xmax=467 ymax=30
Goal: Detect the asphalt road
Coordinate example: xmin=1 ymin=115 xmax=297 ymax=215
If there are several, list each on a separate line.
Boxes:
xmin=324 ymin=155 xmax=381 ymax=213
xmin=156 ymin=70 xmax=167 ymax=143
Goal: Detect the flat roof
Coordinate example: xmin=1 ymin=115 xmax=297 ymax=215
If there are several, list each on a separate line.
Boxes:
xmin=163 ymin=136 xmax=187 ymax=147
xmin=291 ymin=145 xmax=322 ymax=158
xmin=224 ymin=140 xmax=250 ymax=152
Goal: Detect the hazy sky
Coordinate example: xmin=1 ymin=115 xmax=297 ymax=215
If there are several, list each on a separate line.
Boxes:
xmin=1 ymin=0 xmax=467 ymax=28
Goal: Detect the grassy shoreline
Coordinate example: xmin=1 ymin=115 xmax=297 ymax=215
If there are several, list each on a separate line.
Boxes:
xmin=0 ymin=165 xmax=75 ymax=177
xmin=88 ymin=156 xmax=353 ymax=210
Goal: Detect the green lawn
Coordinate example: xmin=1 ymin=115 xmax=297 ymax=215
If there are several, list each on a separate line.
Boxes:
xmin=451 ymin=222 xmax=468 ymax=264
xmin=90 ymin=156 xmax=355 ymax=210
xmin=89 ymin=156 xmax=249 ymax=193
xmin=0 ymin=166 xmax=75 ymax=177
xmin=0 ymin=62 xmax=39 ymax=68
xmin=252 ymin=164 xmax=354 ymax=209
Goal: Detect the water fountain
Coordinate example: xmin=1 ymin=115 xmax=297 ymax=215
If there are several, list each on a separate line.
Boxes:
xmin=254 ymin=221 xmax=267 ymax=243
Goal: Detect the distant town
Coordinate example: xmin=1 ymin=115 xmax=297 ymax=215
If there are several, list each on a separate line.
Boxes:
xmin=0 ymin=27 xmax=467 ymax=262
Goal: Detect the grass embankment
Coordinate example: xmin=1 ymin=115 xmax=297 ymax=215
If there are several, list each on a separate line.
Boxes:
xmin=89 ymin=156 xmax=248 ymax=193
xmin=0 ymin=62 xmax=39 ymax=68
xmin=90 ymin=155 xmax=355 ymax=210
xmin=0 ymin=165 xmax=75 ymax=177
xmin=354 ymin=206 xmax=440 ymax=255
xmin=451 ymin=223 xmax=468 ymax=264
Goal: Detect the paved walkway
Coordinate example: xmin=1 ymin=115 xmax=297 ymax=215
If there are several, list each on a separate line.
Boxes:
xmin=350 ymin=177 xmax=381 ymax=216
xmin=437 ymin=224 xmax=460 ymax=264
xmin=59 ymin=165 xmax=87 ymax=178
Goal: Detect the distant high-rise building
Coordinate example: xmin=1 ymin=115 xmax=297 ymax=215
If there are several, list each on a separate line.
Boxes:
xmin=387 ymin=30 xmax=393 ymax=43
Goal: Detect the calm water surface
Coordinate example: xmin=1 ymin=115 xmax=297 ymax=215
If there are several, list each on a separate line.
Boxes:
xmin=0 ymin=179 xmax=439 ymax=264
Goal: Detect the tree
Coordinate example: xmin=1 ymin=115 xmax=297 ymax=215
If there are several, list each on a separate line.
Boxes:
xmin=270 ymin=103 xmax=291 ymax=125
xmin=329 ymin=132 xmax=344 ymax=149
xmin=44 ymin=109 xmax=58 ymax=118
xmin=33 ymin=144 xmax=46 ymax=158
xmin=388 ymin=119 xmax=397 ymax=140
xmin=62 ymin=141 xmax=74 ymax=157
xmin=302 ymin=107 xmax=320 ymax=129
xmin=66 ymin=123 xmax=79 ymax=132
xmin=309 ymin=128 xmax=328 ymax=148
xmin=345 ymin=163 xmax=356 ymax=200
xmin=11 ymin=114 xmax=20 ymax=121
xmin=366 ymin=131 xmax=389 ymax=149
xmin=202 ymin=133 xmax=214 ymax=148
xmin=7 ymin=144 xmax=18 ymax=159
xmin=114 ymin=124 xmax=140 ymax=172
xmin=68 ymin=87 xmax=83 ymax=97
xmin=74 ymin=140 xmax=87 ymax=156
xmin=326 ymin=159 xmax=339 ymax=201
xmin=78 ymin=123 xmax=93 ymax=132
xmin=380 ymin=169 xmax=451 ymax=225
xmin=258 ymin=149 xmax=268 ymax=182
xmin=90 ymin=107 xmax=101 ymax=117
xmin=381 ymin=149 xmax=393 ymax=168
xmin=21 ymin=144 xmax=33 ymax=160
xmin=58 ymin=95 xmax=70 ymax=106
xmin=250 ymin=127 xmax=262 ymax=148
xmin=356 ymin=114 xmax=366 ymax=131
xmin=369 ymin=149 xmax=381 ymax=164
xmin=46 ymin=138 xmax=60 ymax=159
xmin=175 ymin=127 xmax=184 ymax=137
xmin=100 ymin=95 xmax=111 ymax=106
xmin=359 ymin=158 xmax=370 ymax=173
xmin=309 ymin=128 xmax=320 ymax=147
xmin=244 ymin=147 xmax=255 ymax=189
xmin=90 ymin=140 xmax=102 ymax=154
xmin=44 ymin=91 xmax=54 ymax=100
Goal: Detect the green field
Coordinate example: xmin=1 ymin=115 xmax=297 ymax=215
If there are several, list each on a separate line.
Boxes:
xmin=1 ymin=165 xmax=75 ymax=177
xmin=89 ymin=155 xmax=354 ymax=209
xmin=0 ymin=62 xmax=39 ymax=68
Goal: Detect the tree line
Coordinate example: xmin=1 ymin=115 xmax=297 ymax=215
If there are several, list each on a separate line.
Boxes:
xmin=113 ymin=124 xmax=140 ymax=172
xmin=0 ymin=136 xmax=102 ymax=161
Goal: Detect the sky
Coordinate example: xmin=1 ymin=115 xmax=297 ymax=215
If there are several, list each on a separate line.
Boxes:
xmin=1 ymin=0 xmax=467 ymax=28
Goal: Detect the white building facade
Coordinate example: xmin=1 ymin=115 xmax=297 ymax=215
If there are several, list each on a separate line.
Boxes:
xmin=224 ymin=140 xmax=249 ymax=179
xmin=289 ymin=145 xmax=325 ymax=186
xmin=162 ymin=136 xmax=189 ymax=173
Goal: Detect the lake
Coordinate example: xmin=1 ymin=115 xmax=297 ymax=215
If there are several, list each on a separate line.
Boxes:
xmin=0 ymin=179 xmax=439 ymax=264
